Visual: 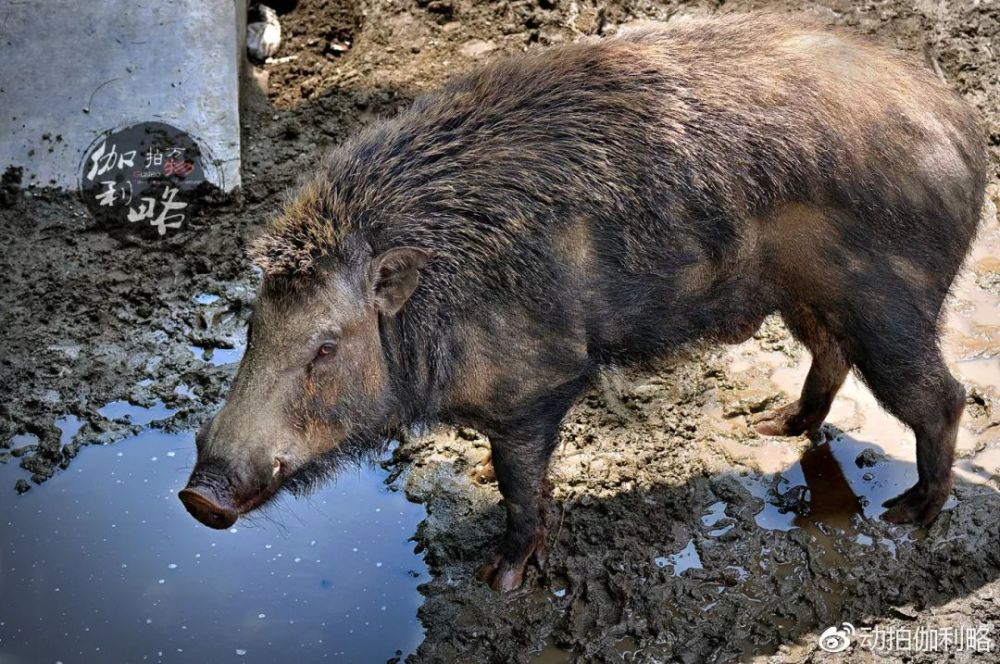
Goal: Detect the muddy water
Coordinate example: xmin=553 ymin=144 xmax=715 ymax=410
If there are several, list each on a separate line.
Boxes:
xmin=0 ymin=412 xmax=428 ymax=663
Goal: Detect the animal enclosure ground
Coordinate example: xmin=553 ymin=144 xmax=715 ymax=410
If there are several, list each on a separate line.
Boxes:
xmin=1 ymin=0 xmax=998 ymax=662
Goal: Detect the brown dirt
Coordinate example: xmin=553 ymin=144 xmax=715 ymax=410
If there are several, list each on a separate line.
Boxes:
xmin=1 ymin=0 xmax=998 ymax=662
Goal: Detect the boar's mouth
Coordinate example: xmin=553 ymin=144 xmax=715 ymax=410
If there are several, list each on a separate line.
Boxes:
xmin=279 ymin=434 xmax=397 ymax=498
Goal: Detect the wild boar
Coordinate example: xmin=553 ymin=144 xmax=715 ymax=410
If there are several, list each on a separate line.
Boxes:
xmin=179 ymin=13 xmax=988 ymax=591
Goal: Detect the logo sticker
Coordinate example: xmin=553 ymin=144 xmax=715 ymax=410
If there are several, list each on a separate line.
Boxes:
xmin=818 ymin=622 xmax=855 ymax=653
xmin=78 ymin=122 xmax=220 ymax=237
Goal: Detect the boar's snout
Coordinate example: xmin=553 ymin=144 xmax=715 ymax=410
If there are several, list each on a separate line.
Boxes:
xmin=178 ymin=458 xmax=258 ymax=530
xmin=179 ymin=445 xmax=290 ymax=529
xmin=179 ymin=484 xmax=238 ymax=530
xmin=179 ymin=457 xmax=242 ymax=530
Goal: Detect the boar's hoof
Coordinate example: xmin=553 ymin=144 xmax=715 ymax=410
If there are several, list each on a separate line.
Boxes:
xmin=477 ymin=537 xmax=547 ymax=592
xmin=881 ymin=482 xmax=950 ymax=526
xmin=752 ymin=401 xmax=816 ymax=438
xmin=477 ymin=555 xmax=528 ymax=592
xmin=470 ymin=452 xmax=496 ymax=484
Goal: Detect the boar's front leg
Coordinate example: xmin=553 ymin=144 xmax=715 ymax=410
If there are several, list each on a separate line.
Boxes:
xmin=476 ymin=427 xmax=557 ymax=592
xmin=476 ymin=385 xmax=584 ymax=592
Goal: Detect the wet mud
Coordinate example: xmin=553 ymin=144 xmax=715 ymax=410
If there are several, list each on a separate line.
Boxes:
xmin=1 ymin=0 xmax=999 ymax=662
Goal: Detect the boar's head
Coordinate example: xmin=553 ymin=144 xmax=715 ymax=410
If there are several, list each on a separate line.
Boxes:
xmin=179 ymin=236 xmax=429 ymax=529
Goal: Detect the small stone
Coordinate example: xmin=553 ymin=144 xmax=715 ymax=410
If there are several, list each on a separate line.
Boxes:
xmin=460 ymin=39 xmax=497 ymax=59
xmin=855 ymin=448 xmax=883 ymax=468
xmin=425 ymin=0 xmax=454 ymax=16
xmin=326 ymin=40 xmax=350 ymax=55
xmin=14 ymin=479 xmax=30 ymax=494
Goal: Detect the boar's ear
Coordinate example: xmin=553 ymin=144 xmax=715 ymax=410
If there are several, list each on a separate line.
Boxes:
xmin=369 ymin=247 xmax=430 ymax=315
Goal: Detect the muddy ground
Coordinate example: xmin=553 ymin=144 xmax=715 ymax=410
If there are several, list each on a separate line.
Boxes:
xmin=2 ymin=0 xmax=999 ymax=662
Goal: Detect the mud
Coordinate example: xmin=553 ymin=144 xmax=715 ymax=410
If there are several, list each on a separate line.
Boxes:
xmin=1 ymin=0 xmax=998 ymax=662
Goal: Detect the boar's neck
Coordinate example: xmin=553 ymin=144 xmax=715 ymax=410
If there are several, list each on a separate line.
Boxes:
xmin=377 ymin=303 xmax=440 ymax=427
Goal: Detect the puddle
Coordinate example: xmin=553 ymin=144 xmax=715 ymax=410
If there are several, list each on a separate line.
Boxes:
xmin=0 ymin=428 xmax=428 ymax=662
xmin=173 ymin=383 xmax=196 ymax=399
xmin=8 ymin=434 xmax=39 ymax=447
xmin=98 ymin=400 xmax=177 ymax=426
xmin=55 ymin=415 xmax=83 ymax=444
xmin=532 ymin=637 xmax=574 ymax=663
xmin=613 ymin=635 xmax=642 ymax=661
xmin=737 ymin=435 xmax=925 ymax=535
xmin=194 ymin=292 xmax=221 ymax=305
xmin=700 ymin=500 xmax=727 ymax=527
xmin=701 ymin=500 xmax=735 ymax=537
xmin=189 ymin=345 xmax=244 ymax=366
xmin=654 ymin=538 xmax=702 ymax=576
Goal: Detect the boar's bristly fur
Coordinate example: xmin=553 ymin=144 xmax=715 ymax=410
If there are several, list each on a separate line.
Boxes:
xmin=191 ymin=12 xmax=989 ymax=591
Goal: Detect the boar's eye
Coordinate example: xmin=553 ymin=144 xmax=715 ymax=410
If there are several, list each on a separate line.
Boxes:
xmin=314 ymin=341 xmax=338 ymax=361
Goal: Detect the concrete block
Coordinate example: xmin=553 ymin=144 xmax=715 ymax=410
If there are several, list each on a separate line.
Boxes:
xmin=0 ymin=0 xmax=245 ymax=192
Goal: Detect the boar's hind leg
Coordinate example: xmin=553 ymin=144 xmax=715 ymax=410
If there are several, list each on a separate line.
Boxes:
xmin=847 ymin=300 xmax=965 ymax=526
xmin=754 ymin=309 xmax=849 ymax=439
xmin=470 ymin=450 xmax=496 ymax=483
